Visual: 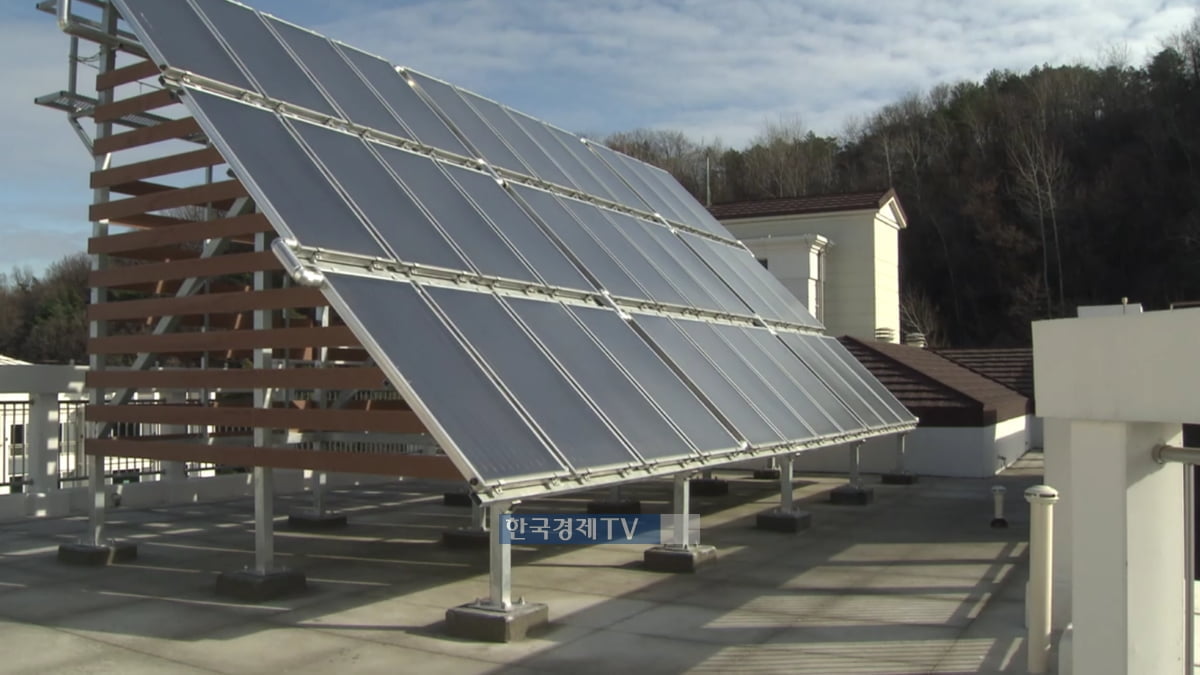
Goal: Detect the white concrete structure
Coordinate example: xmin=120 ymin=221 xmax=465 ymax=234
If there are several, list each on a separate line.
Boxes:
xmin=787 ymin=415 xmax=1029 ymax=478
xmin=713 ymin=190 xmax=906 ymax=341
xmin=1034 ymin=307 xmax=1198 ymax=675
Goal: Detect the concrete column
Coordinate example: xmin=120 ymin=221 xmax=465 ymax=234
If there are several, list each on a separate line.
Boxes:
xmin=1043 ymin=418 xmax=1073 ymax=630
xmin=1067 ymin=420 xmax=1185 ymax=675
xmin=26 ymin=393 xmax=60 ymax=493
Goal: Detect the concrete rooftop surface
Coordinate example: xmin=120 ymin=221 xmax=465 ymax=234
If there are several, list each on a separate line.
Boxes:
xmin=0 ymin=457 xmax=1045 ymax=674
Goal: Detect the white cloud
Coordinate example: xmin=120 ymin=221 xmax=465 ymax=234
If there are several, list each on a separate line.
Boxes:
xmin=301 ymin=0 xmax=1197 ymax=144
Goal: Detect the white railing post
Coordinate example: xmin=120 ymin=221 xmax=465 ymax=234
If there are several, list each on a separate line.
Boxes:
xmin=1025 ymin=484 xmax=1059 ymax=674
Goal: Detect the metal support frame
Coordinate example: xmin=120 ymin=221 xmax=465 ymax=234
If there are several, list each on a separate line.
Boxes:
xmin=253 ymin=466 xmax=274 ymax=574
xmin=95 ymin=198 xmax=254 ymax=439
xmin=848 ymin=441 xmax=864 ymax=487
xmin=778 ymin=454 xmax=795 ymax=512
xmin=485 ymin=500 xmax=513 ymax=610
xmin=470 ymin=500 xmax=488 ymax=531
xmin=83 ymin=0 xmax=116 ymax=550
xmin=251 ymin=230 xmax=275 ymax=573
xmin=894 ymin=433 xmax=908 ymax=474
xmin=672 ymin=474 xmax=691 ymax=549
xmin=1153 ymin=444 xmax=1200 ymax=465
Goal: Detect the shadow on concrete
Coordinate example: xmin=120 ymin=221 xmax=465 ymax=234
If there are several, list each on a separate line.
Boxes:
xmin=0 ymin=459 xmax=1042 ymax=674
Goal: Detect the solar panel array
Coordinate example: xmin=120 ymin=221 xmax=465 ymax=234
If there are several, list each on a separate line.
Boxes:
xmin=113 ymin=0 xmax=916 ymax=500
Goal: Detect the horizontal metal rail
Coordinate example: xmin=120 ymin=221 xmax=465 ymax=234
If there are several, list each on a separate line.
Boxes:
xmin=1153 ymin=444 xmax=1200 ymax=465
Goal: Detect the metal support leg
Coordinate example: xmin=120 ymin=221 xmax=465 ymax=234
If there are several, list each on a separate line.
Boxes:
xmin=86 ymin=453 xmax=105 ymax=545
xmin=779 ymin=454 xmax=794 ymax=512
xmin=673 ymin=474 xmax=690 ymax=549
xmin=312 ymin=471 xmax=325 ymax=516
xmin=895 ymin=434 xmax=907 ymax=474
xmin=849 ymin=442 xmax=863 ymax=487
xmin=487 ymin=501 xmax=512 ymax=610
xmin=471 ymin=501 xmax=487 ymax=531
xmin=254 ymin=466 xmax=274 ymax=574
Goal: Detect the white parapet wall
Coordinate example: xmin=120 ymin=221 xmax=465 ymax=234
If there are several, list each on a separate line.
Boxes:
xmin=1034 ymin=307 xmax=1199 ymax=675
xmin=770 ymin=415 xmax=1029 ymax=478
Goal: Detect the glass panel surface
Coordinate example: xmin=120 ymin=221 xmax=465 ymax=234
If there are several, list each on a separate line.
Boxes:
xmin=117 ymin=0 xmax=252 ymax=89
xmin=642 ymin=226 xmax=752 ymax=315
xmin=673 ymin=320 xmax=811 ymax=439
xmin=569 ymin=306 xmax=740 ymax=454
xmin=267 ymin=18 xmax=411 ymax=139
xmin=589 ymin=143 xmax=685 ymax=221
xmin=513 ymin=186 xmax=646 ymax=299
xmin=777 ymin=333 xmax=889 ymax=428
xmin=634 ymin=315 xmax=782 ymax=445
xmin=448 ymin=166 xmax=593 ymax=290
xmin=505 ymin=113 xmax=614 ymax=198
xmin=461 ymin=94 xmax=574 ymax=187
xmin=191 ymin=0 xmax=337 ymax=115
xmin=731 ymin=326 xmax=853 ymax=435
xmin=507 ymin=298 xmax=693 ymax=461
xmin=288 ymin=120 xmax=467 ymax=270
xmin=186 ymin=90 xmax=388 ymax=258
xmin=602 ymin=212 xmax=721 ymax=310
xmin=641 ymin=162 xmax=733 ymax=237
xmin=372 ymin=143 xmax=537 ymax=282
xmin=407 ymin=72 xmax=529 ymax=173
xmin=813 ymin=337 xmax=916 ymax=424
xmin=326 ymin=274 xmax=563 ymax=480
xmin=558 ymin=199 xmax=688 ymax=306
xmin=336 ymin=46 xmax=471 ymax=156
xmin=427 ymin=287 xmax=639 ymax=469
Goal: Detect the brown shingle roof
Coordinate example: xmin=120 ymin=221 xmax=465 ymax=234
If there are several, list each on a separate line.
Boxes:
xmin=933 ymin=348 xmax=1034 ymax=401
xmin=839 ymin=337 xmax=1030 ymax=427
xmin=708 ymin=189 xmax=898 ymax=221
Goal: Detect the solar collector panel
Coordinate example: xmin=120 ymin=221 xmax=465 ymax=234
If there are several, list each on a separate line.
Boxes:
xmin=324 ymin=274 xmax=565 ymax=481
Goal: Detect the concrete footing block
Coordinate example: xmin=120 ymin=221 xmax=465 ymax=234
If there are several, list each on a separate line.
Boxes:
xmin=755 ymin=508 xmax=813 ymax=533
xmin=830 ymin=484 xmax=875 ymax=506
xmin=445 ymin=601 xmax=549 ymax=642
xmin=215 ymin=568 xmax=306 ymax=602
xmin=585 ymin=499 xmax=642 ymax=515
xmin=752 ymin=469 xmax=781 ymax=480
xmin=286 ymin=510 xmax=348 ymax=530
xmin=57 ymin=541 xmax=138 ymax=566
xmin=689 ymin=478 xmax=729 ymax=497
xmin=443 ymin=492 xmax=473 ymax=507
xmin=441 ymin=528 xmax=490 ymax=549
xmin=643 ymin=545 xmax=717 ymax=573
xmin=881 ymin=472 xmax=918 ymax=485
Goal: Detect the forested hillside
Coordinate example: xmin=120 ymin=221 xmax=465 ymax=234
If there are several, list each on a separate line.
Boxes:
xmin=0 ymin=253 xmax=87 ymax=364
xmin=606 ymin=22 xmax=1200 ymax=346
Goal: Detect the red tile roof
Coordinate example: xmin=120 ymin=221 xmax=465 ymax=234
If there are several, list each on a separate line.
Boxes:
xmin=708 ymin=189 xmax=899 ymax=221
xmin=839 ymin=337 xmax=1030 ymax=427
xmin=933 ymin=348 xmax=1034 ymax=401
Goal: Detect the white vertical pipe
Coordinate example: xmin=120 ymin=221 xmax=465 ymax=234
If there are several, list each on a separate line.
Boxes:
xmin=312 ymin=471 xmax=325 ymax=516
xmin=779 ymin=454 xmax=794 ymax=512
xmin=895 ymin=433 xmax=907 ymax=473
xmin=86 ymin=453 xmax=105 ymax=545
xmin=992 ymin=485 xmax=1007 ymax=524
xmin=1025 ymin=485 xmax=1059 ymax=674
xmin=488 ymin=501 xmax=512 ymax=609
xmin=849 ymin=443 xmax=862 ymax=487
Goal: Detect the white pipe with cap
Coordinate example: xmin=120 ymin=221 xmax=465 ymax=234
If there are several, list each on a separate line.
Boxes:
xmin=1025 ymin=484 xmax=1059 ymax=674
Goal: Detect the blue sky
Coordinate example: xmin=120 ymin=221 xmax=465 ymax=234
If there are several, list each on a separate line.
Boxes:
xmin=0 ymin=0 xmax=1195 ymax=274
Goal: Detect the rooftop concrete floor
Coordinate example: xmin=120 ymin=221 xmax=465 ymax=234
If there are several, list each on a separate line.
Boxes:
xmin=0 ymin=456 xmax=1047 ymax=674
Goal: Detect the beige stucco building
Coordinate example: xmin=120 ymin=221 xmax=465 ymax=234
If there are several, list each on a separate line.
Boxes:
xmin=709 ymin=189 xmax=906 ymax=342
